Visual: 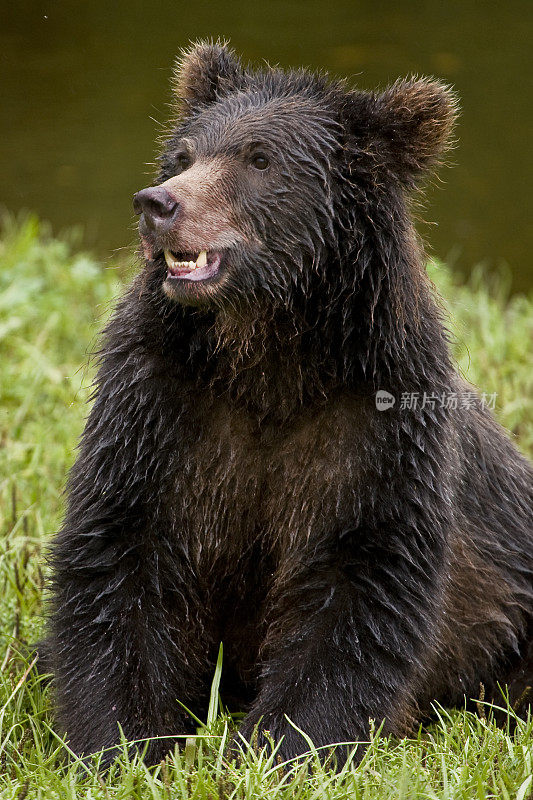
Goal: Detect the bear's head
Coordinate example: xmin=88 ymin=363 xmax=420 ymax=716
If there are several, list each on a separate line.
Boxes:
xmin=133 ymin=41 xmax=457 ymax=315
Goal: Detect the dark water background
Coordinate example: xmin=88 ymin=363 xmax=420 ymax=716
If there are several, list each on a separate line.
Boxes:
xmin=1 ymin=0 xmax=532 ymax=291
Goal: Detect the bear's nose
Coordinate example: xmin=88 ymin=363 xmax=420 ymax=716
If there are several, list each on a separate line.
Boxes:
xmin=133 ymin=186 xmax=179 ymax=232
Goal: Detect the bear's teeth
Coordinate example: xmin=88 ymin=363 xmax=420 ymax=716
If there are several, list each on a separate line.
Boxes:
xmin=164 ymin=250 xmax=178 ymax=269
xmin=196 ymin=250 xmax=208 ymax=268
xmin=164 ymin=250 xmax=209 ymax=271
xmin=164 ymin=251 xmax=196 ymax=270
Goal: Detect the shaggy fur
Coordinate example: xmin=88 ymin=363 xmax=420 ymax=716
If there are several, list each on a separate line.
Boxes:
xmin=44 ymin=41 xmax=533 ymax=767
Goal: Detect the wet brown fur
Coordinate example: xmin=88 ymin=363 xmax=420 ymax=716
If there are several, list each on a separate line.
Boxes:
xmin=43 ymin=41 xmax=533 ymax=767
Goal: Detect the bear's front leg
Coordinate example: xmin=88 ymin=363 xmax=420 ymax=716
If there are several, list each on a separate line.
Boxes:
xmin=238 ymin=527 xmax=445 ymax=766
xmin=45 ymin=337 xmax=219 ymax=765
xmin=49 ymin=536 xmax=212 ymax=766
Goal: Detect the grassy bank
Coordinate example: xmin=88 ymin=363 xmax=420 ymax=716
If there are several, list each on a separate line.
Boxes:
xmin=0 ymin=213 xmax=532 ymax=798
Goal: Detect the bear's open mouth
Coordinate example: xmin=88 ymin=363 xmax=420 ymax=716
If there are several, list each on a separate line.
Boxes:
xmin=164 ymin=249 xmax=222 ymax=282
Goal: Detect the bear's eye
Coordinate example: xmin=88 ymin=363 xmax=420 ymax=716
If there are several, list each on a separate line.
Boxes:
xmin=176 ymin=153 xmax=191 ymax=171
xmin=251 ymin=153 xmax=269 ymax=171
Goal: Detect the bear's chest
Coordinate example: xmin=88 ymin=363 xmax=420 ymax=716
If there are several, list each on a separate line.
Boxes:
xmin=174 ymin=394 xmax=368 ymax=568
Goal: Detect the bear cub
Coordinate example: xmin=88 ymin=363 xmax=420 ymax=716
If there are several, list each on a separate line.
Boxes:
xmin=45 ymin=41 xmax=533 ymax=766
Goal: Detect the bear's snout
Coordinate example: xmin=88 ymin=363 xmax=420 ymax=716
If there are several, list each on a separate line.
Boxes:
xmin=133 ymin=186 xmax=180 ymax=234
xmin=134 ymin=161 xmax=246 ymax=269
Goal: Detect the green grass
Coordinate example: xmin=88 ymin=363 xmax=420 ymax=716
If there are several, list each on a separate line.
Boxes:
xmin=0 ymin=212 xmax=532 ymax=798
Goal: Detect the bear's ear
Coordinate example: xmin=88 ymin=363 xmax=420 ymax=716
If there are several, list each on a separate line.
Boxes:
xmin=349 ymin=78 xmax=458 ymax=185
xmin=172 ymin=39 xmax=244 ymax=110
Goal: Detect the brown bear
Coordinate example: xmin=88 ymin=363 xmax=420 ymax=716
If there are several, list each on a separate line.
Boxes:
xmin=43 ymin=41 xmax=533 ymax=767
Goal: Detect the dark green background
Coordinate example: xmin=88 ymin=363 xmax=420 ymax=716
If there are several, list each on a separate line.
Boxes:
xmin=1 ymin=0 xmax=532 ymax=290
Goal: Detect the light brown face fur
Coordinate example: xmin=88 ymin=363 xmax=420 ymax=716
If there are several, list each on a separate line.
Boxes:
xmin=140 ymin=158 xmax=246 ymax=259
